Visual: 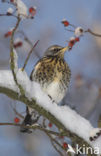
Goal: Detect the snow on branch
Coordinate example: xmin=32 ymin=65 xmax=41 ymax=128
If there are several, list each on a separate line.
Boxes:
xmin=0 ymin=70 xmax=101 ymax=153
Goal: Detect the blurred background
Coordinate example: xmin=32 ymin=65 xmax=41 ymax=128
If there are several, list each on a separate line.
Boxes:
xmin=0 ymin=0 xmax=101 ymax=155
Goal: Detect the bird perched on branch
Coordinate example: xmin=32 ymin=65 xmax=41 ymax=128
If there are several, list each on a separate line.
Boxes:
xmin=20 ymin=45 xmax=71 ymax=133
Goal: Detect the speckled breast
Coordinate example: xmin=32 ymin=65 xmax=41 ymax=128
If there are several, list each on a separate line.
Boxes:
xmin=30 ymin=56 xmax=71 ymax=103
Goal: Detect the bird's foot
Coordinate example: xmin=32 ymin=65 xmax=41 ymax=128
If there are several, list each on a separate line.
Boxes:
xmin=48 ymin=95 xmax=55 ymax=103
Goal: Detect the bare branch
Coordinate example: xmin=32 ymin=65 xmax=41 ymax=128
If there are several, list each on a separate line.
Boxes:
xmin=85 ymin=29 xmax=101 ymax=37
xmin=13 ymin=108 xmax=24 ymax=119
xmin=0 ymin=13 xmax=17 ymax=18
xmin=17 ymin=30 xmax=40 ymax=58
xmin=22 ymin=40 xmax=39 ymax=71
xmin=10 ymin=16 xmax=25 ymax=95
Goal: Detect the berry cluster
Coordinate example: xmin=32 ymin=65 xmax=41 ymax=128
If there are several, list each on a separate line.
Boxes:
xmin=62 ymin=19 xmax=84 ymax=50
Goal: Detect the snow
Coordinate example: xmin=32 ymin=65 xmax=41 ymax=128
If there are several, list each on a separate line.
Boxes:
xmin=16 ymin=68 xmax=31 ymax=97
xmin=0 ymin=70 xmax=19 ymax=92
xmin=0 ymin=69 xmax=101 ymax=153
xmin=16 ymin=0 xmax=28 ymax=18
xmin=70 ymin=37 xmax=75 ymax=41
xmin=74 ymin=27 xmax=84 ymax=37
xmin=7 ymin=8 xmax=14 ymax=14
xmin=14 ymin=37 xmax=22 ymax=44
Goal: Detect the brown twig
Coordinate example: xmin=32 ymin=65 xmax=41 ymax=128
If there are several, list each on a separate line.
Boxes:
xmin=0 ymin=122 xmax=67 ymax=155
xmin=10 ymin=16 xmax=25 ymax=95
xmin=85 ymin=29 xmax=101 ymax=37
xmin=46 ymin=131 xmax=65 ymax=156
xmin=13 ymin=108 xmax=24 ymax=119
xmin=51 ymin=140 xmax=64 ymax=156
xmin=0 ymin=13 xmax=17 ymax=18
xmin=0 ymin=122 xmax=65 ymax=137
xmin=17 ymin=30 xmax=40 ymax=58
xmin=22 ymin=40 xmax=39 ymax=71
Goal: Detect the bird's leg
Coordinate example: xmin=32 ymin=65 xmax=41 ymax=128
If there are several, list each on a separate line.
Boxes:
xmin=48 ymin=95 xmax=55 ymax=103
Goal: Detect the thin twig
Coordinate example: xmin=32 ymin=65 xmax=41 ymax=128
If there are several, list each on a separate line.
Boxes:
xmin=46 ymin=132 xmax=65 ymax=156
xmin=10 ymin=16 xmax=25 ymax=95
xmin=85 ymin=29 xmax=101 ymax=37
xmin=51 ymin=140 xmax=64 ymax=156
xmin=13 ymin=108 xmax=24 ymax=119
xmin=0 ymin=122 xmax=64 ymax=137
xmin=0 ymin=122 xmax=66 ymax=155
xmin=65 ymin=28 xmax=74 ymax=32
xmin=22 ymin=40 xmax=39 ymax=71
xmin=42 ymin=117 xmax=47 ymax=128
xmin=0 ymin=13 xmax=17 ymax=18
xmin=17 ymin=30 xmax=40 ymax=58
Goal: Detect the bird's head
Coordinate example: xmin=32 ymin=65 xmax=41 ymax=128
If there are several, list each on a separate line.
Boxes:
xmin=44 ymin=45 xmax=69 ymax=57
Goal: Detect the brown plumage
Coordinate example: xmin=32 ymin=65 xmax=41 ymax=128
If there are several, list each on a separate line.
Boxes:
xmin=20 ymin=45 xmax=71 ymax=133
xmin=30 ymin=45 xmax=71 ymax=103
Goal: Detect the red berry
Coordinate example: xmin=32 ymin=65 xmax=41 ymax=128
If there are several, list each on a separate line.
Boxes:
xmin=14 ymin=117 xmax=20 ymax=123
xmin=63 ymin=142 xmax=68 ymax=149
xmin=68 ymin=40 xmax=75 ymax=48
xmin=29 ymin=7 xmax=36 ymax=16
xmin=14 ymin=41 xmax=23 ymax=48
xmin=4 ymin=31 xmax=12 ymax=38
xmin=48 ymin=122 xmax=52 ymax=128
xmin=62 ymin=20 xmax=69 ymax=27
xmin=75 ymin=37 xmax=80 ymax=42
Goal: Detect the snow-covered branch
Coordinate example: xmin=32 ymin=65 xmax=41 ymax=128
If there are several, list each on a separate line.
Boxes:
xmin=0 ymin=70 xmax=101 ymax=154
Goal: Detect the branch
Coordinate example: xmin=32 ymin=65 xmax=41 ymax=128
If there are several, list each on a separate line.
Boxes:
xmin=0 ymin=122 xmax=67 ymax=155
xmin=22 ymin=40 xmax=39 ymax=71
xmin=0 ymin=70 xmax=100 ymax=155
xmin=17 ymin=30 xmax=40 ymax=58
xmin=0 ymin=13 xmax=17 ymax=18
xmin=10 ymin=16 xmax=25 ymax=95
xmin=85 ymin=29 xmax=101 ymax=37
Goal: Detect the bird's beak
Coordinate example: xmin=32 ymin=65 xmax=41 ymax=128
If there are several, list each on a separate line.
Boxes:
xmin=61 ymin=46 xmax=69 ymax=53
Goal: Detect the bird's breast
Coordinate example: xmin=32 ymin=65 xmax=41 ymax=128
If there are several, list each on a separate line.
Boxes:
xmin=31 ymin=56 xmax=71 ymax=103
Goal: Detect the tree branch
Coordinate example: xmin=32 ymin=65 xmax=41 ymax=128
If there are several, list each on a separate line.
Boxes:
xmin=10 ymin=16 xmax=25 ymax=95
xmin=22 ymin=40 xmax=39 ymax=71
xmin=85 ymin=29 xmax=101 ymax=37
xmin=0 ymin=70 xmax=100 ymax=156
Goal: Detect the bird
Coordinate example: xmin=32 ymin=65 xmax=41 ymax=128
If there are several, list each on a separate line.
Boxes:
xmin=20 ymin=45 xmax=71 ymax=133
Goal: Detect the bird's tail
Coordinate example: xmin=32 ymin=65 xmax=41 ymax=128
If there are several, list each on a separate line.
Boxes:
xmin=20 ymin=107 xmax=40 ymax=133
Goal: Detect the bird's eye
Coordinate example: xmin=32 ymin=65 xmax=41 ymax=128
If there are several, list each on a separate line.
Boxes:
xmin=54 ymin=48 xmax=59 ymax=52
xmin=53 ymin=48 xmax=61 ymax=52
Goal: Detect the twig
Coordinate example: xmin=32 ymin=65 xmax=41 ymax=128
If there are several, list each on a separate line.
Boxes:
xmin=10 ymin=16 xmax=25 ymax=95
xmin=65 ymin=28 xmax=74 ymax=32
xmin=17 ymin=30 xmax=40 ymax=58
xmin=0 ymin=122 xmax=64 ymax=137
xmin=46 ymin=132 xmax=64 ymax=156
xmin=51 ymin=140 xmax=64 ymax=156
xmin=22 ymin=40 xmax=39 ymax=71
xmin=42 ymin=117 xmax=46 ymax=128
xmin=13 ymin=108 xmax=24 ymax=119
xmin=0 ymin=13 xmax=17 ymax=18
xmin=0 ymin=121 xmax=66 ymax=155
xmin=85 ymin=29 xmax=101 ymax=37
